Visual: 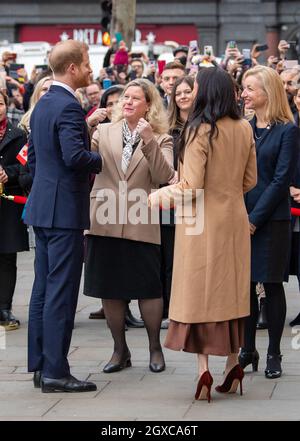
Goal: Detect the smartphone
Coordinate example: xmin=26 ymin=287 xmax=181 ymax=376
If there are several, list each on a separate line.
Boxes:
xmin=35 ymin=64 xmax=48 ymax=73
xmin=283 ymin=60 xmax=298 ymax=69
xmin=130 ymin=53 xmax=142 ymax=59
xmin=189 ymin=40 xmax=199 ymax=54
xmin=204 ymin=45 xmax=214 ymax=57
xmin=242 ymin=49 xmax=252 ymax=68
xmin=149 ymin=60 xmax=156 ymax=69
xmin=128 ymin=71 xmax=137 ymax=81
xmin=103 ymin=78 xmax=112 ymax=89
xmin=106 ymin=67 xmax=114 ymax=76
xmin=256 ymin=44 xmax=269 ymax=52
xmin=9 ymin=63 xmax=25 ymax=81
xmin=228 ymin=40 xmax=237 ymax=49
xmin=287 ymin=41 xmax=297 ymax=47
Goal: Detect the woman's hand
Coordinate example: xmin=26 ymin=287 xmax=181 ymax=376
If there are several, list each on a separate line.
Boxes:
xmin=168 ymin=171 xmax=178 ymax=185
xmin=148 ymin=190 xmax=160 ymax=208
xmin=250 ymin=222 xmax=256 ymax=235
xmin=136 ymin=118 xmax=154 ymax=144
xmin=87 ymin=108 xmax=108 ymax=127
xmin=0 ymin=167 xmax=8 ymax=184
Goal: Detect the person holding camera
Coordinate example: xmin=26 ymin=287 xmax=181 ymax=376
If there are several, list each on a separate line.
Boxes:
xmin=0 ymin=89 xmax=28 ymax=330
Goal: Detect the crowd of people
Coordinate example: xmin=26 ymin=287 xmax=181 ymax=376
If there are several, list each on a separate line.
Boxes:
xmin=0 ymin=36 xmax=300 ymax=399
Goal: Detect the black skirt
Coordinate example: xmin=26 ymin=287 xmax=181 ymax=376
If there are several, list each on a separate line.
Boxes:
xmin=251 ymin=220 xmax=291 ymax=283
xmin=84 ymin=235 xmax=162 ymax=300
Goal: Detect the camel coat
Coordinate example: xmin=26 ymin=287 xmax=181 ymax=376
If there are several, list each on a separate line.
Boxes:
xmin=150 ymin=117 xmax=257 ymax=323
xmin=87 ymin=120 xmax=174 ymax=245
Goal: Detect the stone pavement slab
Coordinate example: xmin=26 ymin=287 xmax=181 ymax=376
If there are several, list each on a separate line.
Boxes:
xmin=1 ymin=251 xmax=300 ymax=421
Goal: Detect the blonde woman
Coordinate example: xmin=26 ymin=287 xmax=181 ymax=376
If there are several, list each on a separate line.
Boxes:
xmin=239 ymin=65 xmax=300 ymax=379
xmin=19 ymin=76 xmax=53 ymax=134
xmin=18 ymin=76 xmax=53 ymax=248
xmin=84 ymin=79 xmax=175 ymax=373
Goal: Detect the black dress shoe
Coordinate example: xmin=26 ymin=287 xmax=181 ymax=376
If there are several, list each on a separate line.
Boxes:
xmin=238 ymin=349 xmax=259 ymax=372
xmin=103 ymin=355 xmax=132 ymax=373
xmin=125 ymin=308 xmax=144 ymax=328
xmin=0 ymin=309 xmax=20 ymax=330
xmin=89 ymin=307 xmax=105 ymax=319
xmin=289 ymin=312 xmax=300 ymax=327
xmin=41 ymin=375 xmax=97 ymax=393
xmin=33 ymin=371 xmax=42 ymax=388
xmin=265 ymin=354 xmax=282 ymax=379
xmin=149 ymin=350 xmax=166 ymax=373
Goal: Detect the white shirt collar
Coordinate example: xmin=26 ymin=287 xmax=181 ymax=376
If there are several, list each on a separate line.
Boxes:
xmin=52 ymin=80 xmax=76 ymax=97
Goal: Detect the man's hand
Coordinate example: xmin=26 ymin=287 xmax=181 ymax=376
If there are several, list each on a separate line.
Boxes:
xmin=278 ymin=40 xmax=289 ymax=59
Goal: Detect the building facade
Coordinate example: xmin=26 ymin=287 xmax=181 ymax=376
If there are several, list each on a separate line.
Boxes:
xmin=1 ymin=0 xmax=300 ymax=57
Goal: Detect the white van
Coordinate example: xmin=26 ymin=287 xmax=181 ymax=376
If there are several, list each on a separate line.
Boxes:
xmin=0 ymin=41 xmax=174 ymax=78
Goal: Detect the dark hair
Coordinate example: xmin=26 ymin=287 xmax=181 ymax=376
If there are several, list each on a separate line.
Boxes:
xmin=178 ymin=67 xmax=241 ymax=162
xmin=173 ymin=45 xmax=189 ymax=57
xmin=100 ymin=85 xmax=124 ymax=108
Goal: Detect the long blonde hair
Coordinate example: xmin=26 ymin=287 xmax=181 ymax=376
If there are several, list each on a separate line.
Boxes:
xmin=112 ymin=78 xmax=169 ymax=134
xmin=243 ymin=65 xmax=294 ymax=124
xmin=19 ymin=76 xmax=52 ymax=132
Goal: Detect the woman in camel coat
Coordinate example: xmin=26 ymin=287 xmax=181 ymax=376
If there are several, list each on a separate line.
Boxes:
xmin=149 ymin=67 xmax=257 ymax=402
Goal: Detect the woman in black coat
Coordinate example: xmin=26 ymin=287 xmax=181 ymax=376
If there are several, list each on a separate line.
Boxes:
xmin=0 ymin=90 xmax=29 ymax=329
xmin=288 ymin=89 xmax=300 ymax=326
xmin=239 ymin=66 xmax=300 ymax=379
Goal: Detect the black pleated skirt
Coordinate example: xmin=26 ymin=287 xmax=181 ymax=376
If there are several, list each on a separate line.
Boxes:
xmin=84 ymin=235 xmax=162 ymax=300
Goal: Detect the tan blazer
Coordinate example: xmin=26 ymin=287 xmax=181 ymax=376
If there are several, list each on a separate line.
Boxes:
xmin=87 ymin=120 xmax=175 ymax=245
xmin=150 ymin=117 xmax=257 ymax=323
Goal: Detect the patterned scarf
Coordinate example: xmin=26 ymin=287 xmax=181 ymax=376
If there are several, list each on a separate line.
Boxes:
xmin=121 ymin=120 xmax=141 ymax=174
xmin=0 ymin=117 xmax=7 ymax=142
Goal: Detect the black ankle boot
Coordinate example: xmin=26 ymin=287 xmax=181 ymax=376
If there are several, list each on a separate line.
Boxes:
xmin=265 ymin=354 xmax=282 ymax=379
xmin=257 ymin=297 xmax=268 ymax=330
xmin=238 ymin=349 xmax=259 ymax=371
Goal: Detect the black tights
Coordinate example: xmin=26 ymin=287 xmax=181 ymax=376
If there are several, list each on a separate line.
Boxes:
xmin=102 ymin=298 xmax=164 ymax=364
xmin=243 ymin=282 xmax=286 ymax=355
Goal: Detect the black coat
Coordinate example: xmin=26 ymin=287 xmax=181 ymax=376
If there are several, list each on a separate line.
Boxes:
xmin=0 ymin=122 xmax=29 ymax=253
xmin=245 ymin=118 xmax=300 ymax=282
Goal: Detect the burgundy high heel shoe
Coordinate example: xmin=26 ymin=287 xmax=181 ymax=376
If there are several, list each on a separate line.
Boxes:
xmin=215 ymin=364 xmax=244 ymax=395
xmin=195 ymin=371 xmax=213 ymax=403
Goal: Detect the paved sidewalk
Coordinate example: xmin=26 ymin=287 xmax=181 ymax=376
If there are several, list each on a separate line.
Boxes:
xmin=1 ymin=251 xmax=300 ymax=421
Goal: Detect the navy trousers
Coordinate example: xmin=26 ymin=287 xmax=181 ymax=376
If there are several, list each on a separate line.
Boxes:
xmin=28 ymin=227 xmax=84 ymax=378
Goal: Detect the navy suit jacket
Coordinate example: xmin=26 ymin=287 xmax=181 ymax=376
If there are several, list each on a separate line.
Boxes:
xmin=24 ymin=85 xmax=102 ymax=230
xmin=245 ymin=117 xmax=300 ymax=229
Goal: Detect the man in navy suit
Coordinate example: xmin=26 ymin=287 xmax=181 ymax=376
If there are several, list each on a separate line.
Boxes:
xmin=25 ymin=40 xmax=102 ymax=392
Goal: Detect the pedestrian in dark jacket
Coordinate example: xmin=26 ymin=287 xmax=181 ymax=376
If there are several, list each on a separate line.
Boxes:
xmin=0 ymin=90 xmax=29 ymax=330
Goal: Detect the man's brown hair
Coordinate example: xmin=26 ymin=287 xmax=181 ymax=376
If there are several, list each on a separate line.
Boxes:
xmin=162 ymin=61 xmax=185 ymax=73
xmin=49 ymin=40 xmax=89 ymax=75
